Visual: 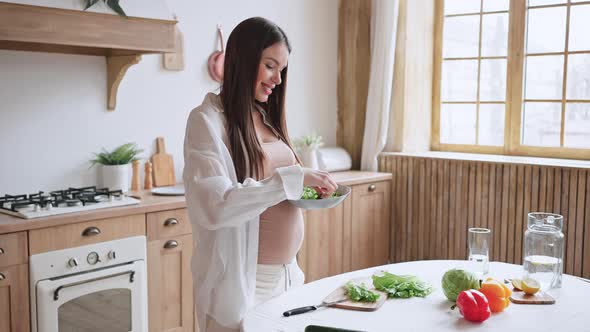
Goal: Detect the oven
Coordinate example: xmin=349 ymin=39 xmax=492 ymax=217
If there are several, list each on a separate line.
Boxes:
xmin=30 ymin=236 xmax=147 ymax=332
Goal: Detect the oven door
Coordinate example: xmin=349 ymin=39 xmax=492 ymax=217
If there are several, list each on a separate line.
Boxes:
xmin=35 ymin=260 xmax=147 ymax=332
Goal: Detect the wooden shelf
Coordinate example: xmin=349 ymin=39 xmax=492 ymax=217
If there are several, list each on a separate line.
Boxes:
xmin=0 ymin=2 xmax=177 ymax=110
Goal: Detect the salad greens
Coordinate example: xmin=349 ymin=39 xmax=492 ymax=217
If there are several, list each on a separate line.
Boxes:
xmin=300 ymin=186 xmax=341 ymax=200
xmin=371 ymin=272 xmax=433 ymax=299
xmin=344 ymin=282 xmax=380 ymax=302
xmin=302 ymin=186 xmax=320 ymax=199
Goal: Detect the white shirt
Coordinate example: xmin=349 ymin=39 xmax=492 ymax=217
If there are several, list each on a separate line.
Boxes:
xmin=183 ymin=93 xmax=304 ymax=331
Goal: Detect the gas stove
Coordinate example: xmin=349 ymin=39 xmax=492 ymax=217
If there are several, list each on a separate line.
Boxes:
xmin=0 ymin=186 xmax=140 ymax=219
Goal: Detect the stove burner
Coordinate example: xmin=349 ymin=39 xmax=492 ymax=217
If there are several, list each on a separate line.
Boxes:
xmin=65 ymin=199 xmax=83 ymax=207
xmin=0 ymin=186 xmax=127 ymax=213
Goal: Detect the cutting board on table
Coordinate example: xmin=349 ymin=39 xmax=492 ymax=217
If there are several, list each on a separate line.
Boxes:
xmin=510 ymin=290 xmax=555 ymax=304
xmin=151 ymin=137 xmax=176 ymax=187
xmin=323 ymin=277 xmax=387 ymax=311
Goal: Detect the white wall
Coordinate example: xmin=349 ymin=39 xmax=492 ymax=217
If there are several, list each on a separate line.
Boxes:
xmin=0 ymin=0 xmax=338 ymax=194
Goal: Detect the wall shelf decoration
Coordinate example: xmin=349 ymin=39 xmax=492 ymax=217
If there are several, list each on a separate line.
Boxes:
xmin=0 ymin=2 xmax=177 ymax=110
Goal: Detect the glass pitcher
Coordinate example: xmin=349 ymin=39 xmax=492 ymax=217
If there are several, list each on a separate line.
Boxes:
xmin=523 ymin=212 xmax=564 ymax=290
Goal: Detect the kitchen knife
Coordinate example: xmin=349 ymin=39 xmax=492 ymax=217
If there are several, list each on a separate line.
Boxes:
xmin=283 ymin=298 xmax=347 ymax=317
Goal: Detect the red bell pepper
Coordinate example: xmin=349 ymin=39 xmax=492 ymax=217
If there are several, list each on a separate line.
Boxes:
xmin=456 ymin=289 xmax=491 ymax=323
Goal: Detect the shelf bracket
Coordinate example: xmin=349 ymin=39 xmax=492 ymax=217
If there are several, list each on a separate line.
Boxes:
xmin=106 ymin=55 xmax=142 ymax=111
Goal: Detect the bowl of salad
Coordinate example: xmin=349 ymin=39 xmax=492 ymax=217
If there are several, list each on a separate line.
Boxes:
xmin=288 ymin=184 xmax=351 ymax=210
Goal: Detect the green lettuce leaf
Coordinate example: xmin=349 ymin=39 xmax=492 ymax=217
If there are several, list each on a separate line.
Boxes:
xmin=372 ymin=271 xmax=433 ymax=299
xmin=344 ymin=282 xmax=380 ymax=302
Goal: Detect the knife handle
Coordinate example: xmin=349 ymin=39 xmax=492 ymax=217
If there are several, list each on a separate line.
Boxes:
xmin=283 ymin=305 xmax=317 ymax=317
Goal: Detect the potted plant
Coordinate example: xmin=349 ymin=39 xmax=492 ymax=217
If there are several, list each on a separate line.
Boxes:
xmin=293 ymin=133 xmax=324 ymax=170
xmin=90 ymin=143 xmax=143 ymax=192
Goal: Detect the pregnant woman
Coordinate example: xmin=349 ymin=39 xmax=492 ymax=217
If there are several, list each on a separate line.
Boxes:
xmin=183 ymin=17 xmax=337 ymax=332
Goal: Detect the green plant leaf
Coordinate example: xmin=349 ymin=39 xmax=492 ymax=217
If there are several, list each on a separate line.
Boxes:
xmin=84 ymin=0 xmax=100 ymax=10
xmin=89 ymin=143 xmax=143 ymax=167
xmin=106 ymin=0 xmax=127 ymax=17
xmin=293 ymin=133 xmax=324 ymax=150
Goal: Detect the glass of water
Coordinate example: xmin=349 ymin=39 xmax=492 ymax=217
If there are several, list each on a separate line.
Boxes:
xmin=468 ymin=228 xmax=491 ymax=278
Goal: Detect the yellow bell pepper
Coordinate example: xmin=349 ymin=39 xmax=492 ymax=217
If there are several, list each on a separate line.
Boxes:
xmin=478 ymin=278 xmax=512 ymax=313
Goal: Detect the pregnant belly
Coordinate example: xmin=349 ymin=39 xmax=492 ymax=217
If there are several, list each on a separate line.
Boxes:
xmin=258 ymin=201 xmax=304 ymax=264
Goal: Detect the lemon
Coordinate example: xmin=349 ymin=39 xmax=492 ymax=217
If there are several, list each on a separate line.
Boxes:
xmin=521 ymin=278 xmax=540 ymax=295
xmin=511 ymin=278 xmax=523 ymax=291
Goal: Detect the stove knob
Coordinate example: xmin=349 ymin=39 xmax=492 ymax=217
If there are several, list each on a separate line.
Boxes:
xmin=67 ymin=258 xmax=79 ymax=268
xmin=107 ymin=250 xmax=116 ymax=260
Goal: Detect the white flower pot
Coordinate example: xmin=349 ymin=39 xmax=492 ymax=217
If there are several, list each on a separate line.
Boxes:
xmin=100 ymin=164 xmax=130 ymax=192
xmin=300 ymin=147 xmax=319 ymax=170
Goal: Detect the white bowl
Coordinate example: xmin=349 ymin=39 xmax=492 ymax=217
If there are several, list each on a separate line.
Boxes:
xmin=288 ymin=185 xmax=351 ymax=210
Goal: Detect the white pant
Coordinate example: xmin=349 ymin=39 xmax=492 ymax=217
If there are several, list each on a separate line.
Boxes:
xmin=205 ymin=259 xmax=305 ymax=332
xmin=255 ymin=258 xmax=306 ymax=305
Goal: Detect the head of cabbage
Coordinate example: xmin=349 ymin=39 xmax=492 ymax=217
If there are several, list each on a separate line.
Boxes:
xmin=441 ymin=269 xmax=480 ymax=302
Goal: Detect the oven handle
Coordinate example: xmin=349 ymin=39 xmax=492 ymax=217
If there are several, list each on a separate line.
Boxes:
xmin=53 ymin=270 xmax=135 ymax=301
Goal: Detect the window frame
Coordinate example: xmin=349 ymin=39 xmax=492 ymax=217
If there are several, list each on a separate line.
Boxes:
xmin=432 ymin=0 xmax=590 ymax=160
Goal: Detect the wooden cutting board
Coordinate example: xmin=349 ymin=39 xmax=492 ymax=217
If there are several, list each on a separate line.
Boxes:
xmin=151 ymin=137 xmax=176 ymax=187
xmin=323 ymin=278 xmax=387 ymax=311
xmin=510 ymin=290 xmax=555 ymax=304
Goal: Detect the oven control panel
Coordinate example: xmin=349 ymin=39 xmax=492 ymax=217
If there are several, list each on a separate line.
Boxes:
xmin=30 ymin=236 xmax=147 ymax=280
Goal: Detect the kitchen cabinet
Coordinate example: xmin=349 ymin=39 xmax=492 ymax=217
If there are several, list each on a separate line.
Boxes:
xmin=350 ymin=181 xmax=391 ymax=271
xmin=298 ymin=174 xmax=392 ymax=282
xmin=0 ymin=207 xmax=196 ymax=332
xmin=0 ymin=232 xmax=29 ymax=332
xmin=298 ymin=198 xmax=351 ymax=282
xmin=147 ymin=209 xmax=194 ymax=332
xmin=0 ymin=264 xmax=30 ymax=332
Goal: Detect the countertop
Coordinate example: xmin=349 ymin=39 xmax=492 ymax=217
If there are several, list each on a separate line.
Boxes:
xmin=0 ymin=189 xmax=187 ymax=234
xmin=0 ymin=171 xmax=391 ymax=234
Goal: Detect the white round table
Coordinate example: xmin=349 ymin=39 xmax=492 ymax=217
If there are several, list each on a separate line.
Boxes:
xmin=242 ymin=260 xmax=590 ymax=332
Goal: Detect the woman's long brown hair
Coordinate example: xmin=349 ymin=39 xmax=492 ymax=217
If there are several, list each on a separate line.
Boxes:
xmin=221 ymin=17 xmax=300 ymax=182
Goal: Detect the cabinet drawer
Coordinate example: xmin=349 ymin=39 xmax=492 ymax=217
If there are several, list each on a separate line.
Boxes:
xmin=28 ymin=214 xmax=146 ymax=255
xmin=353 ymin=180 xmax=389 ymax=195
xmin=147 ymin=208 xmax=192 ymax=241
xmin=0 ymin=232 xmax=27 ymax=267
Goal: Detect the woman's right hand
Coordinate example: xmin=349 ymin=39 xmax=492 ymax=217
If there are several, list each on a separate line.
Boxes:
xmin=303 ymin=168 xmax=338 ymax=198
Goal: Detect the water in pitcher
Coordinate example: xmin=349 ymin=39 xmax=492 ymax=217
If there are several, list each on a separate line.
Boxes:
xmin=523 ymin=255 xmax=562 ymax=290
xmin=523 ymin=213 xmax=564 ymax=290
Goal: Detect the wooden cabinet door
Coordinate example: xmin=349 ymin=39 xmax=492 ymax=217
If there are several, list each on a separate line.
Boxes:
xmin=0 ymin=264 xmax=30 ymax=332
xmin=298 ymin=196 xmax=352 ymax=283
xmin=350 ymin=181 xmax=391 ymax=271
xmin=148 ymin=234 xmax=194 ymax=332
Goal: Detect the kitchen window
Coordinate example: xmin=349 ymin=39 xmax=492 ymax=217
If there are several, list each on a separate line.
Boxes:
xmin=432 ymin=0 xmax=590 ymax=159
